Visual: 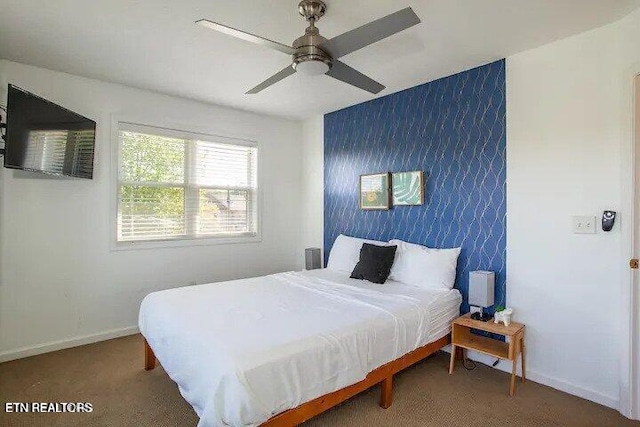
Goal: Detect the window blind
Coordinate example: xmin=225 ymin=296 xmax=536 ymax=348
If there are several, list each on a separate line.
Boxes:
xmin=117 ymin=124 xmax=258 ymax=243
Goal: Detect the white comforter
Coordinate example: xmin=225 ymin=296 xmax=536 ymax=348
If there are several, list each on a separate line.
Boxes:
xmin=139 ymin=270 xmax=460 ymax=427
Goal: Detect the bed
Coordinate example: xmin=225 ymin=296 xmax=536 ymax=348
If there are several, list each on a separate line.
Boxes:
xmin=139 ymin=267 xmax=461 ymax=427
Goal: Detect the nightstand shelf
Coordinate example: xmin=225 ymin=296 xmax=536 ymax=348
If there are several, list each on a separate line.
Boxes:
xmin=449 ymin=313 xmax=526 ymax=396
xmin=456 ymin=333 xmax=509 ymax=359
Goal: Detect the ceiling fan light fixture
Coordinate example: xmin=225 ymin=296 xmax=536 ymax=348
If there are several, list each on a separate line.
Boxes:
xmin=294 ymin=59 xmax=330 ymax=76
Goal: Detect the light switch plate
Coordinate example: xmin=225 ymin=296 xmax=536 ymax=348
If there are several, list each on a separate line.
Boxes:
xmin=572 ymin=216 xmax=597 ymax=234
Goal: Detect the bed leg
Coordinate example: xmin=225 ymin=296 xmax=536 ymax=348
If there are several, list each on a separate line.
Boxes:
xmin=144 ymin=338 xmax=156 ymax=371
xmin=379 ymin=376 xmax=393 ymax=409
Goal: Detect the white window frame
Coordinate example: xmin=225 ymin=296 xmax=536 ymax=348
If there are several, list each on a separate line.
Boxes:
xmin=110 ymin=118 xmax=262 ymax=251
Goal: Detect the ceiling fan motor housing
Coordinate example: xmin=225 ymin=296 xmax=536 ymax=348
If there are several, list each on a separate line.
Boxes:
xmin=292 ymin=22 xmax=332 ymax=75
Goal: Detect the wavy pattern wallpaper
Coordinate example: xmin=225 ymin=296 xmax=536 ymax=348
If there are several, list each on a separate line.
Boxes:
xmin=324 ymin=60 xmax=506 ymax=312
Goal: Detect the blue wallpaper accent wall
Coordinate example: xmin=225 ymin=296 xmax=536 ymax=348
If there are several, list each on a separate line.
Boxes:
xmin=324 ymin=60 xmax=506 ymax=313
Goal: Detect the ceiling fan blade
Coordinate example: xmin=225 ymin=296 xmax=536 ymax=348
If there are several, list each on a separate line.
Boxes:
xmin=196 ymin=19 xmax=295 ymax=56
xmin=320 ymin=7 xmax=420 ymax=59
xmin=246 ymin=65 xmax=296 ymax=94
xmin=325 ymin=60 xmax=385 ymax=94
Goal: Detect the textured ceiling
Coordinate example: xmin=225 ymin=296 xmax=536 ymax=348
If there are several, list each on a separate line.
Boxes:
xmin=1 ymin=0 xmax=639 ymax=120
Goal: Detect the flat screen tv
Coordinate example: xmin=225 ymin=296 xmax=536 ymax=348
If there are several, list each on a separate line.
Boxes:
xmin=4 ymin=84 xmax=96 ymax=179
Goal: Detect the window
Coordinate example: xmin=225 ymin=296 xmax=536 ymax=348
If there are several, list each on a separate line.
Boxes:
xmin=116 ymin=123 xmax=258 ymax=244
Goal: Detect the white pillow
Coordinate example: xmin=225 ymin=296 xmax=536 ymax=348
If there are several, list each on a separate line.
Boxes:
xmin=327 ymin=234 xmax=389 ymax=273
xmin=388 ymin=239 xmax=461 ymax=290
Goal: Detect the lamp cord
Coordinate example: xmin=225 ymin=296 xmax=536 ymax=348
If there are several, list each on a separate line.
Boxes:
xmin=463 ymin=358 xmax=500 ymax=370
xmin=463 ymin=358 xmax=476 ymax=370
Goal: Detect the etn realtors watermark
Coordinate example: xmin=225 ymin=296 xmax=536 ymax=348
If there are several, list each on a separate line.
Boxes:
xmin=5 ymin=402 xmax=93 ymax=413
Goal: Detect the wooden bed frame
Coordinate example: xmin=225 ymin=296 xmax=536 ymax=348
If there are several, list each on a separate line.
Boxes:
xmin=144 ymin=333 xmax=456 ymax=426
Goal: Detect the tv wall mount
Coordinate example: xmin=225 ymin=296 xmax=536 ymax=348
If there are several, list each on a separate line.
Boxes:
xmin=0 ymin=104 xmax=6 ymax=155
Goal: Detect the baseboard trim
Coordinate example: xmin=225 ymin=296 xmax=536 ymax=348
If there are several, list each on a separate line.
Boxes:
xmin=443 ymin=345 xmax=618 ymax=410
xmin=0 ymin=326 xmax=139 ymax=363
xmin=524 ymin=366 xmax=618 ymax=409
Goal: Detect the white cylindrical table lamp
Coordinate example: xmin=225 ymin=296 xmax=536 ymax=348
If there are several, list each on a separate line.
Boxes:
xmin=469 ymin=271 xmax=495 ymax=321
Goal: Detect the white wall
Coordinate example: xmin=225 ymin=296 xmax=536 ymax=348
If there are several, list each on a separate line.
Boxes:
xmin=0 ymin=60 xmax=303 ymax=361
xmin=507 ymin=8 xmax=640 ymax=412
xmin=300 ymin=116 xmax=324 ymax=262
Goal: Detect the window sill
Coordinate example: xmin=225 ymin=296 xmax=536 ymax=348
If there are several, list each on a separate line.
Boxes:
xmin=111 ymin=233 xmax=262 ymax=251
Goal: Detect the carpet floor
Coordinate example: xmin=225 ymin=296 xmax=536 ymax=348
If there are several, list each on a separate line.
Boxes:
xmin=0 ymin=334 xmax=637 ymax=427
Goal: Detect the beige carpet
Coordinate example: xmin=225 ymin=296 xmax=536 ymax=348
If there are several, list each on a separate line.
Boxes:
xmin=0 ymin=334 xmax=637 ymax=427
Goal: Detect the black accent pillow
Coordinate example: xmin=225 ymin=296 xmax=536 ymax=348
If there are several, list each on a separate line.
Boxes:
xmin=350 ymin=243 xmax=397 ymax=284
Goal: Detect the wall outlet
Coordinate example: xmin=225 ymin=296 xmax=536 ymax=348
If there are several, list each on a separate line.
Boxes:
xmin=572 ymin=216 xmax=597 ymax=234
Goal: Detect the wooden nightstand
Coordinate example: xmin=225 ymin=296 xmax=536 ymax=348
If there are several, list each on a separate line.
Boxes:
xmin=448 ymin=313 xmax=526 ymax=396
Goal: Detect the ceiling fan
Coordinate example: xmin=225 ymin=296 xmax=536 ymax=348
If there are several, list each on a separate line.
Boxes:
xmin=196 ymin=0 xmax=421 ymax=95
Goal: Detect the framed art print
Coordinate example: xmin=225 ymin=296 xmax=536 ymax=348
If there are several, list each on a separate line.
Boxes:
xmin=360 ymin=173 xmax=391 ymax=210
xmin=392 ymin=170 xmax=424 ymax=206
